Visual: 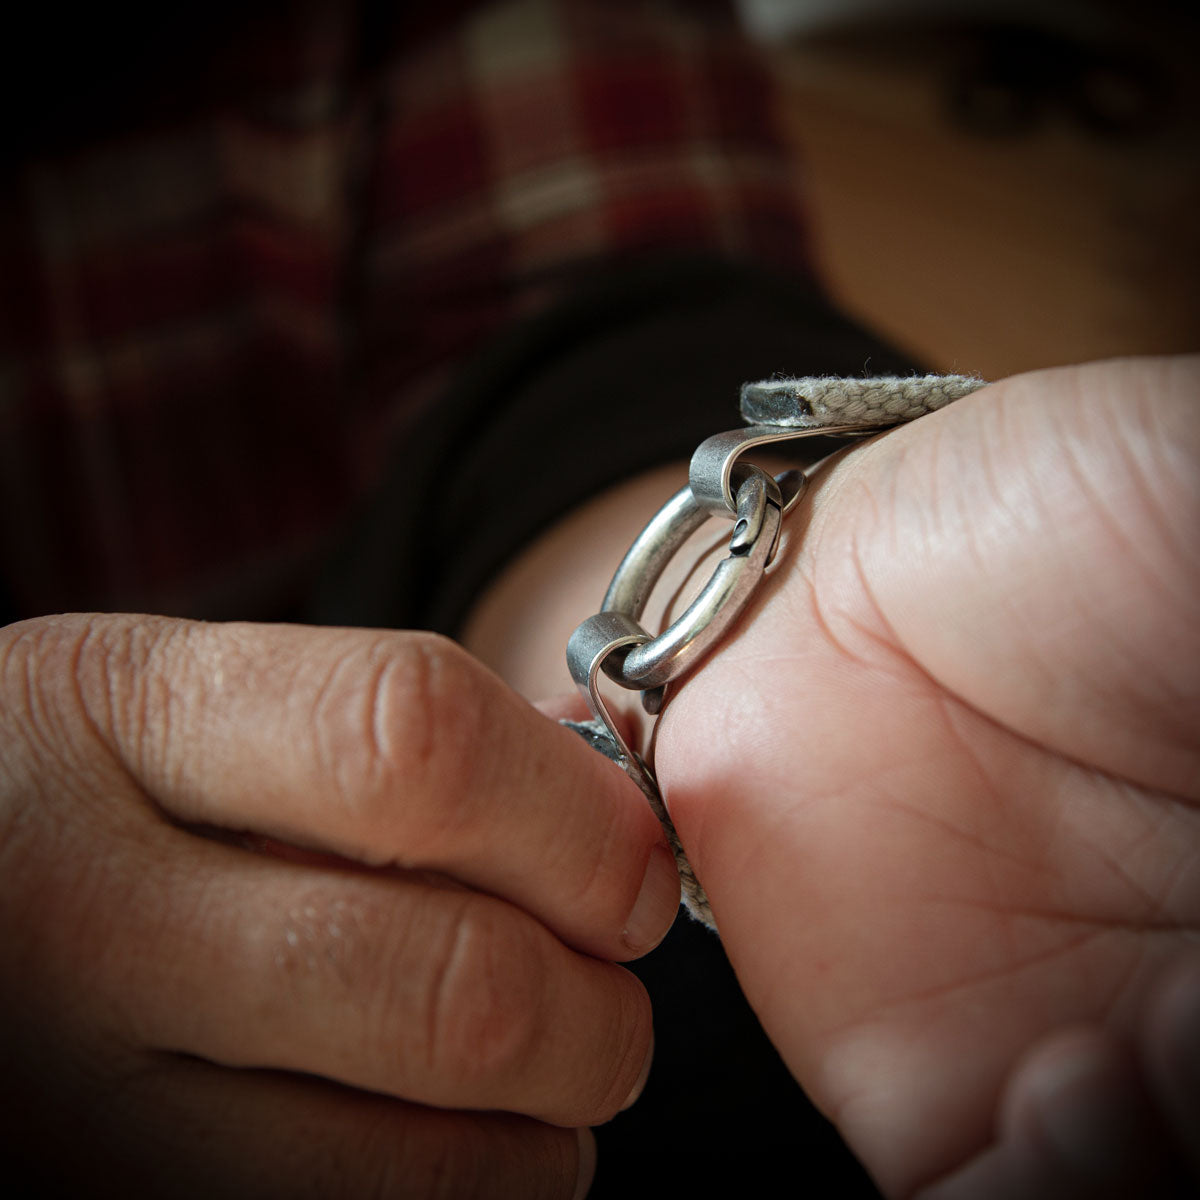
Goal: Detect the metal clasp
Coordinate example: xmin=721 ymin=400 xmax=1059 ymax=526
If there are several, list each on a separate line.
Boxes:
xmin=566 ymin=415 xmax=882 ymax=789
xmin=567 ymin=460 xmax=799 ymax=769
xmin=601 ymin=465 xmax=786 ymax=692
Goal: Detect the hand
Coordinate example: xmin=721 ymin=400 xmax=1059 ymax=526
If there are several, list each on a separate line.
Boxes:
xmin=0 ymin=616 xmax=679 ymax=1197
xmin=655 ymin=356 xmax=1200 ymax=1196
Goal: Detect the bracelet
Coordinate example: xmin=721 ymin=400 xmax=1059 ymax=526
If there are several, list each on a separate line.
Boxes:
xmin=564 ymin=374 xmax=984 ymax=929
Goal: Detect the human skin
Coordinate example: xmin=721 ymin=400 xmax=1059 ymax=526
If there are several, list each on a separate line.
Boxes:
xmin=0 ymin=619 xmax=679 ymax=1197
xmin=465 ymin=354 xmax=1200 ymax=1197
xmin=654 ymin=356 xmax=1200 ymax=1196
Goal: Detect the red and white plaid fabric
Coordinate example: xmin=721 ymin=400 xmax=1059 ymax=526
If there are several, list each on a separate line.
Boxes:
xmin=0 ymin=0 xmax=812 ymax=620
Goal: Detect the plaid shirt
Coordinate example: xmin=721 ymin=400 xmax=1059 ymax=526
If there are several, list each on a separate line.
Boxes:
xmin=0 ymin=0 xmax=811 ymax=621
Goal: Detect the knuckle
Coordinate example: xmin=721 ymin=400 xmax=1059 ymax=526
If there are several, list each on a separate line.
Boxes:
xmin=418 ymin=898 xmax=546 ymax=1094
xmin=326 ymin=634 xmax=493 ymax=850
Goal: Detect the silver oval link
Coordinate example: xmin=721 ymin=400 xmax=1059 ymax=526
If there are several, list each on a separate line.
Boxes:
xmin=601 ymin=467 xmax=783 ymax=691
xmin=601 ymin=485 xmax=710 ymax=619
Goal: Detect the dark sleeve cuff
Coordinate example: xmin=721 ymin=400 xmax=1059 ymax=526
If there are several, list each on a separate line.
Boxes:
xmin=307 ymin=254 xmax=922 ymax=634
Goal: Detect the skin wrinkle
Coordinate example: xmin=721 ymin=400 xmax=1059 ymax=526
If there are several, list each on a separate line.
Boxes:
xmin=144 ymin=622 xmax=204 ymax=802
xmin=96 ymin=617 xmax=175 ymax=790
xmin=554 ymin=772 xmax=626 ymax=922
xmin=40 ymin=628 xmax=162 ymax=843
xmin=925 ymin=693 xmax=1197 ymax=931
xmin=838 ymin=431 xmax=1193 ymax=798
xmin=1155 ymin=837 xmax=1200 ymax=915
xmin=829 ymin=923 xmax=1117 ymax=1040
xmin=345 ymin=636 xmax=471 ymax=865
xmin=809 ymin=905 xmax=1185 ymax=1132
xmin=1036 ymin=382 xmax=1199 ymax=751
xmin=1079 ymin=821 xmax=1183 ymax=922
xmin=1056 ymin=774 xmax=1194 ymax=919
xmin=798 ymin=439 xmax=957 ymax=683
xmin=67 ymin=617 xmax=198 ymax=829
xmin=975 ymin=390 xmax=1009 ymax=522
xmin=0 ymin=625 xmax=48 ymax=779
xmin=61 ymin=619 xmax=113 ymax=767
xmin=402 ymin=638 xmax=501 ymax=859
xmin=306 ymin=642 xmax=358 ymax=813
xmin=303 ymin=633 xmax=411 ymax=830
xmin=792 ymin=545 xmax=878 ymax=673
xmin=921 ymin=894 xmax=1198 ymax=937
xmin=0 ymin=638 xmax=53 ymax=854
xmin=891 ymin=400 xmax=1077 ymax=701
xmin=1145 ymin=390 xmax=1200 ymax=583
xmin=421 ymin=897 xmax=476 ymax=1088
xmin=720 ymin=672 xmax=1190 ymax=1176
xmin=930 ymin=706 xmax=1100 ymax=895
xmin=365 ymin=647 xmax=401 ymax=789
xmin=595 ymin=984 xmax=642 ymax=1115
xmin=419 ymin=899 xmax=553 ymax=1105
xmin=804 ymin=518 xmax=1084 ymax=812
xmin=1105 ymin=409 xmax=1196 ymax=606
xmin=879 ymin=790 xmax=1039 ymax=879
xmin=927 ymin=692 xmax=1015 ymax=825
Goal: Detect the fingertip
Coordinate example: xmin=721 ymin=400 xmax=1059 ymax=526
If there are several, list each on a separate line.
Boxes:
xmin=1144 ymin=954 xmax=1200 ymax=1170
xmin=620 ymin=1030 xmax=654 ymax=1112
xmin=1005 ymin=1026 xmax=1164 ymax=1190
xmin=1147 ymin=954 xmax=1200 ymax=1085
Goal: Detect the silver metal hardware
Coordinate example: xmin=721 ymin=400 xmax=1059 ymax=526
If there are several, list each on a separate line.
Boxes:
xmin=600 ymin=466 xmax=784 ymax=692
xmin=688 ymin=422 xmax=875 ymax=517
xmin=564 ymin=438 xmax=825 ymax=931
xmin=564 ymin=375 xmax=983 ymax=927
xmin=566 ymin=428 xmax=830 ymax=766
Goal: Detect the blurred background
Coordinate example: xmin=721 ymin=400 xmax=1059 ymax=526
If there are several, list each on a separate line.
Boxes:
xmin=1 ymin=2 xmax=1196 ymax=1196
xmin=739 ymin=0 xmax=1199 ymax=379
xmin=3 ymin=0 xmax=1196 ymax=623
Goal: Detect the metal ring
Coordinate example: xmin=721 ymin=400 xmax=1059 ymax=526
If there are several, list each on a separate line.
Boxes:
xmin=598 ymin=466 xmax=787 ymax=692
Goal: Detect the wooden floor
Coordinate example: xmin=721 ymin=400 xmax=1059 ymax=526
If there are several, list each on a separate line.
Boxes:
xmin=769 ymin=21 xmax=1199 ymax=381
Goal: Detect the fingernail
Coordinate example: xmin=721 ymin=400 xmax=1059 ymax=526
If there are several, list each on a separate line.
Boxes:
xmin=572 ymin=1127 xmax=596 ymax=1200
xmin=621 ymin=1031 xmax=655 ymax=1111
xmin=622 ymin=843 xmax=680 ymax=954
